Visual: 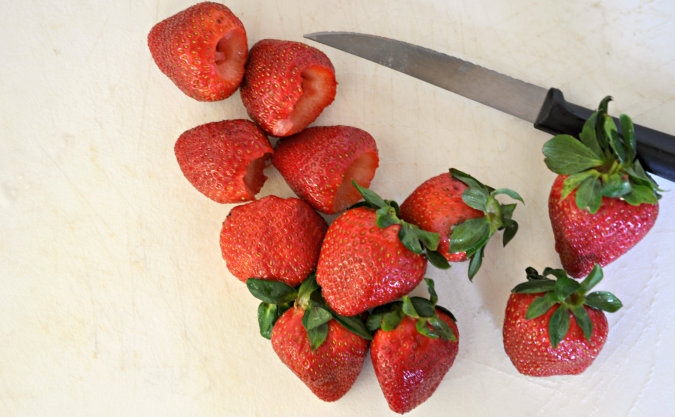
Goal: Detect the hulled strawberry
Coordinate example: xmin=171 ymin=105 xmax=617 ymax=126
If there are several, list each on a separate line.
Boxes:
xmin=148 ymin=2 xmax=248 ymax=101
xmin=543 ymin=96 xmax=660 ymax=277
xmin=174 ymin=119 xmax=273 ymax=203
xmin=400 ymin=169 xmax=523 ymax=279
xmin=219 ymin=196 xmax=327 ymax=286
xmin=316 ymin=183 xmax=448 ymax=317
xmin=247 ymin=274 xmax=371 ymax=402
xmin=240 ymin=39 xmax=337 ymax=137
xmin=272 ymin=125 xmax=379 ymax=214
xmin=503 ymin=265 xmax=622 ymax=376
xmin=368 ymin=279 xmax=459 ymax=414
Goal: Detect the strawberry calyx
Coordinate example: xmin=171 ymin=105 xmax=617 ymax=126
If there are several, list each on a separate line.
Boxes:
xmin=542 ymin=96 xmax=661 ymax=214
xmin=350 ymin=181 xmax=451 ymax=270
xmin=247 ymin=273 xmax=372 ymax=350
xmin=366 ymin=278 xmax=457 ymax=341
xmin=446 ymin=168 xmax=524 ymax=280
xmin=511 ymin=264 xmax=622 ymax=348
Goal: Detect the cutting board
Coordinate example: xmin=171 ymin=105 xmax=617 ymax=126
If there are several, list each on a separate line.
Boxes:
xmin=1 ymin=1 xmax=673 ymax=416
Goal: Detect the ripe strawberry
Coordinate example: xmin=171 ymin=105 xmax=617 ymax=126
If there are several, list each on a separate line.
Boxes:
xmin=174 ymin=119 xmax=273 ymax=203
xmin=240 ymin=39 xmax=337 ymax=137
xmin=543 ymin=96 xmax=660 ymax=277
xmin=272 ymin=125 xmax=379 ymax=214
xmin=502 ymin=265 xmax=622 ymax=376
xmin=248 ymin=274 xmax=371 ymax=402
xmin=368 ymin=279 xmax=459 ymax=414
xmin=219 ymin=196 xmax=327 ymax=286
xmin=400 ymin=169 xmax=523 ymax=279
xmin=316 ymin=184 xmax=448 ymax=316
xmin=148 ymin=2 xmax=248 ymax=101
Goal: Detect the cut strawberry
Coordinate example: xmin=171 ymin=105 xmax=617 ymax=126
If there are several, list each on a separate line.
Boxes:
xmin=174 ymin=119 xmax=273 ymax=203
xmin=148 ymin=2 xmax=248 ymax=101
xmin=272 ymin=126 xmax=379 ymax=214
xmin=241 ymin=39 xmax=337 ymax=137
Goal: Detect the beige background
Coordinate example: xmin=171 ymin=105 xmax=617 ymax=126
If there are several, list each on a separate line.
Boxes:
xmin=1 ymin=1 xmax=673 ymax=416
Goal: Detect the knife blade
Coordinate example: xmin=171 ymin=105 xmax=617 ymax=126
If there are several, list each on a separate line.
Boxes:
xmin=304 ymin=31 xmax=675 ymax=182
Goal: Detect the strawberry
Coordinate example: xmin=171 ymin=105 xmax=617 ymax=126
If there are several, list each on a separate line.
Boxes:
xmin=543 ymin=96 xmax=660 ymax=277
xmin=219 ymin=196 xmax=327 ymax=286
xmin=240 ymin=39 xmax=337 ymax=137
xmin=174 ymin=119 xmax=273 ymax=203
xmin=316 ymin=184 xmax=447 ymax=317
xmin=368 ymin=279 xmax=459 ymax=414
xmin=272 ymin=125 xmax=379 ymax=214
xmin=148 ymin=2 xmax=248 ymax=101
xmin=247 ymin=274 xmax=371 ymax=402
xmin=502 ymin=265 xmax=622 ymax=376
xmin=400 ymin=169 xmax=524 ymax=279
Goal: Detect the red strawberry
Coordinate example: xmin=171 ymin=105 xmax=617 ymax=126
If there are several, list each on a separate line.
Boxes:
xmin=502 ymin=266 xmax=622 ymax=376
xmin=368 ymin=279 xmax=459 ymax=414
xmin=272 ymin=306 xmax=369 ymax=401
xmin=219 ymin=196 xmax=327 ymax=286
xmin=315 ymin=183 xmax=448 ymax=316
xmin=248 ymin=274 xmax=371 ymax=402
xmin=174 ymin=119 xmax=273 ymax=203
xmin=400 ymin=169 xmax=523 ymax=279
xmin=543 ymin=97 xmax=660 ymax=278
xmin=148 ymin=2 xmax=248 ymax=101
xmin=272 ymin=125 xmax=379 ymax=214
xmin=240 ymin=39 xmax=337 ymax=137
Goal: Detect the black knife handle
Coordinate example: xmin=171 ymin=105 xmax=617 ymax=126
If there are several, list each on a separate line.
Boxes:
xmin=534 ymin=88 xmax=675 ymax=182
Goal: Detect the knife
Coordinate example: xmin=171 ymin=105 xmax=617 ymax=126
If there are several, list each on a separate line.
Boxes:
xmin=304 ymin=31 xmax=675 ymax=182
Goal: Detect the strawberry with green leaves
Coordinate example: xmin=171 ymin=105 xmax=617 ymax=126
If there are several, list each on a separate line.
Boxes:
xmin=316 ymin=183 xmax=450 ymax=317
xmin=247 ymin=274 xmax=371 ymax=402
xmin=503 ymin=265 xmax=622 ymax=376
xmin=400 ymin=168 xmax=523 ymax=279
xmin=543 ymin=97 xmax=660 ymax=277
xmin=368 ymin=278 xmax=459 ymax=414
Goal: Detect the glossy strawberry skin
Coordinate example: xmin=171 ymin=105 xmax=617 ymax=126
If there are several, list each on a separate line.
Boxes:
xmin=219 ymin=196 xmax=327 ymax=286
xmin=148 ymin=2 xmax=248 ymax=101
xmin=400 ymin=172 xmax=483 ymax=262
xmin=240 ymin=39 xmax=337 ymax=137
xmin=316 ymin=207 xmax=427 ymax=316
xmin=271 ymin=307 xmax=369 ymax=402
xmin=502 ymin=293 xmax=608 ymax=377
xmin=549 ymin=175 xmax=659 ymax=278
xmin=174 ymin=119 xmax=273 ymax=203
xmin=371 ymin=310 xmax=459 ymax=414
xmin=272 ymin=126 xmax=379 ymax=214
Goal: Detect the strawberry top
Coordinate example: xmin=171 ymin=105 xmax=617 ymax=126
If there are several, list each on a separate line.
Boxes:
xmin=543 ymin=96 xmax=661 ymax=213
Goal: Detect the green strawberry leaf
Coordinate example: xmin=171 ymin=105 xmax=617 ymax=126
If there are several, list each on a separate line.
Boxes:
xmin=561 ymin=171 xmax=596 ymax=201
xmin=579 ymin=264 xmax=603 ymax=294
xmin=575 ymin=175 xmax=602 ymax=214
xmin=467 ymin=246 xmax=484 ymax=281
xmin=502 ymin=219 xmax=518 ymax=247
xmin=571 ymin=305 xmax=593 ymax=342
xmin=424 ymin=277 xmax=438 ymax=306
xmin=526 ymin=292 xmax=559 ymax=320
xmin=307 ymin=323 xmax=329 ymax=351
xmin=302 ymin=304 xmax=333 ymax=330
xmin=436 ymin=305 xmax=458 ymax=323
xmin=579 ymin=113 xmax=604 ymax=158
xmin=381 ymin=309 xmax=404 ymax=331
xmin=257 ymin=302 xmax=289 ymax=339
xmin=376 ymin=205 xmax=400 ymax=228
xmin=331 ymin=313 xmax=373 ymax=340
xmin=542 ymin=267 xmax=569 ymax=281
xmin=427 ymin=316 xmax=456 ymax=341
xmin=416 ymin=319 xmax=438 ymax=339
xmin=600 ymin=174 xmax=631 ymax=198
xmin=399 ymin=222 xmax=424 ymax=254
xmin=450 ymin=168 xmax=490 ymax=193
xmin=462 ymin=187 xmax=488 ymax=211
xmin=426 ymin=249 xmax=451 ymax=269
xmin=620 ymin=113 xmax=636 ymax=162
xmin=548 ymin=306 xmax=570 ymax=349
xmin=448 ymin=217 xmax=490 ymax=254
xmin=604 ymin=115 xmax=628 ymax=163
xmin=623 ymin=183 xmax=659 ymax=206
xmin=408 ymin=297 xmax=436 ymax=318
xmin=512 ymin=279 xmax=556 ymax=294
xmin=553 ymin=274 xmax=581 ymax=299
xmin=543 ymin=135 xmax=604 ymax=175
xmin=352 ymin=180 xmax=386 ymax=208
xmin=585 ymin=291 xmax=623 ymax=312
xmin=247 ymin=279 xmax=298 ymax=305
xmin=492 ymin=188 xmax=525 ymax=204
xmin=402 ymin=296 xmax=419 ymax=318
xmin=501 ymin=203 xmax=517 ymax=221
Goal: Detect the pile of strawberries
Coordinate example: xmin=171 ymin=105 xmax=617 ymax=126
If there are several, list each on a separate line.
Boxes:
xmin=148 ymin=2 xmax=661 ymax=414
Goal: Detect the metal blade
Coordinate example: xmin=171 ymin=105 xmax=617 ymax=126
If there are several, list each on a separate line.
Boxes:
xmin=304 ymin=31 xmax=548 ymax=124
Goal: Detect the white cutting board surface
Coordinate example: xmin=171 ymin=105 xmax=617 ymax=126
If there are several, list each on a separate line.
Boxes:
xmin=1 ymin=1 xmax=673 ymax=416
